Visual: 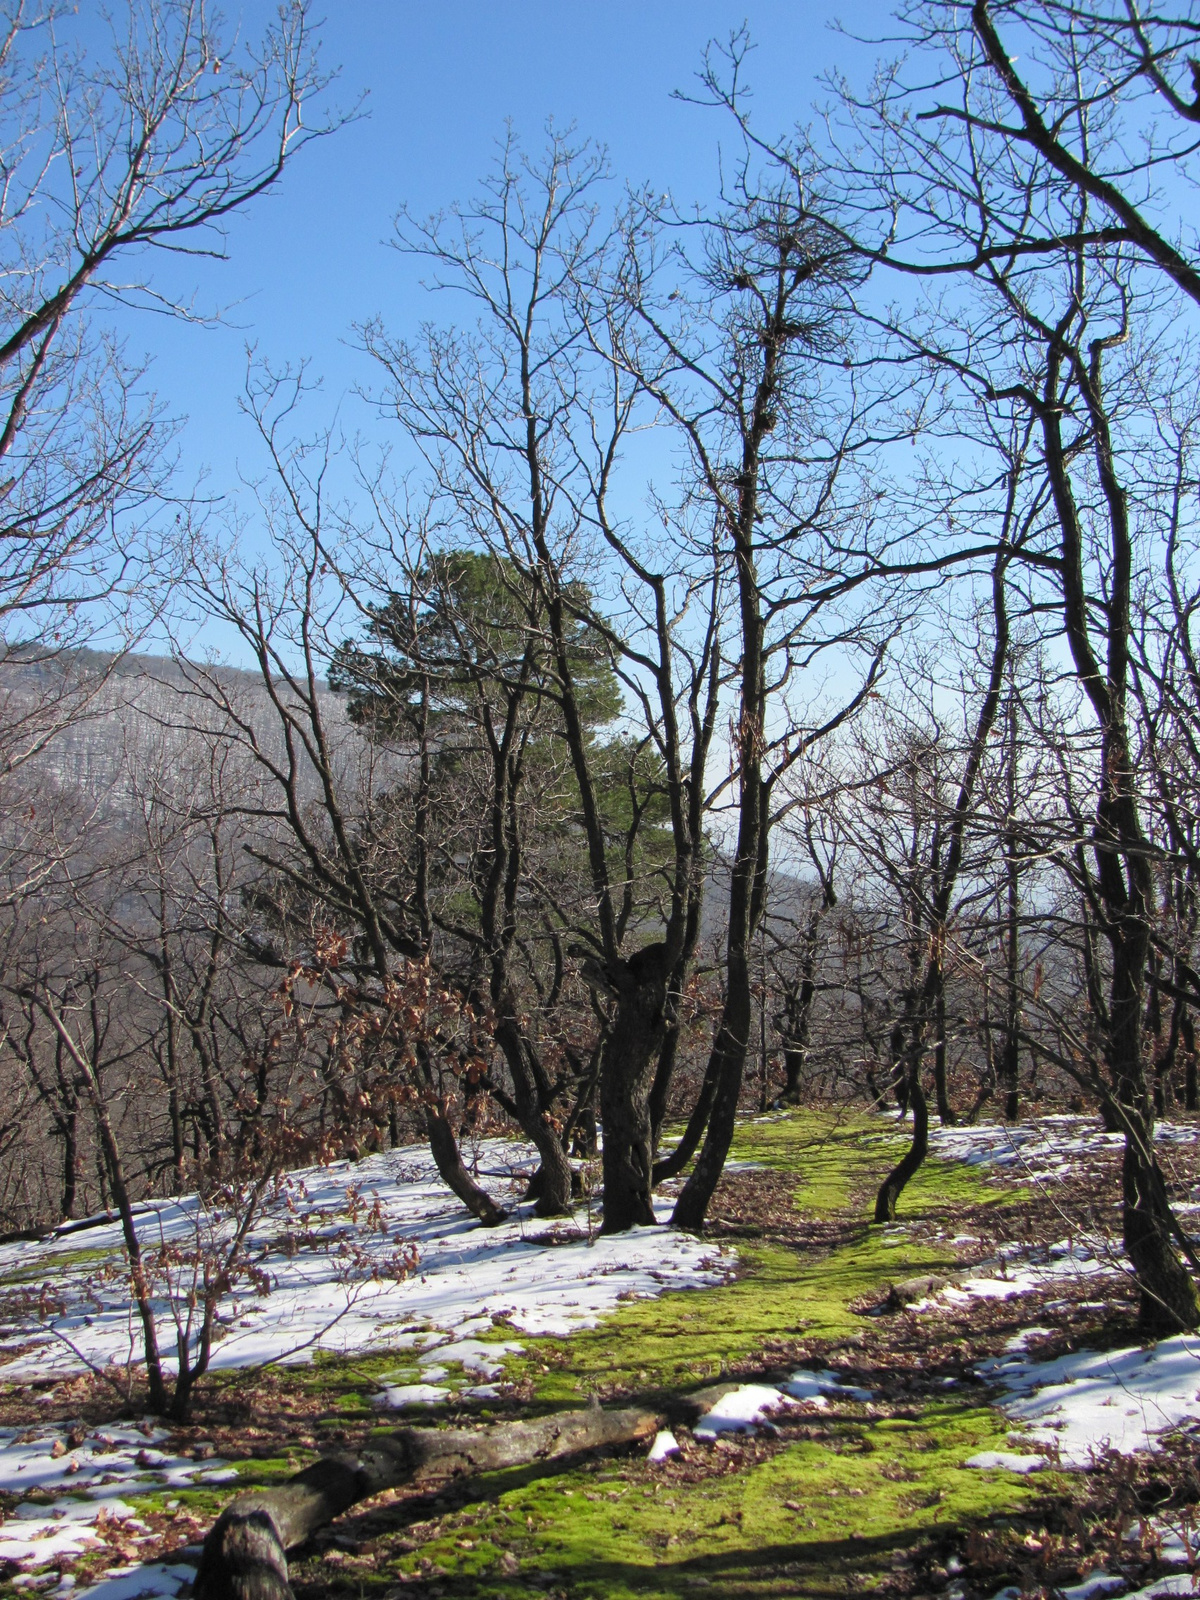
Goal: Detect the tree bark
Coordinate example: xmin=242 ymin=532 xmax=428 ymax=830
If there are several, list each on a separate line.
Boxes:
xmin=932 ymin=976 xmax=955 ymax=1125
xmin=597 ymin=947 xmax=670 ymax=1232
xmin=1116 ymin=1100 xmax=1200 ymax=1332
xmin=423 ymin=1106 xmax=507 ymax=1228
xmin=194 ymin=1406 xmax=661 ymax=1600
xmin=651 ymin=1048 xmax=719 ymax=1185
xmin=875 ymin=1066 xmax=930 ymax=1223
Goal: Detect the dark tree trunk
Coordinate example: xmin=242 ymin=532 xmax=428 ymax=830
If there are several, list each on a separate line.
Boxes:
xmin=1000 ymin=1029 xmax=1020 ymax=1123
xmin=669 ymin=753 xmax=768 ymax=1233
xmin=651 ymin=1049 xmax=719 ymax=1184
xmin=1038 ymin=357 xmax=1199 ymax=1333
xmin=494 ymin=1014 xmax=573 ymax=1217
xmin=873 ymin=550 xmax=1011 ymax=1223
xmin=1184 ymin=1012 xmax=1198 ymax=1112
xmin=597 ymin=947 xmax=670 ymax=1232
xmin=874 ymin=1061 xmax=929 ymax=1223
xmin=671 ymin=967 xmax=754 ymax=1232
xmin=1108 ymin=935 xmax=1200 ymax=1332
xmin=782 ymin=1045 xmax=804 ymax=1103
xmin=777 ymin=914 xmax=821 ymax=1107
xmin=60 ymin=1106 xmax=78 ymax=1221
xmin=423 ymin=1107 xmax=507 ymax=1228
xmin=561 ymin=1039 xmax=602 ymax=1159
xmin=1002 ymin=669 xmax=1022 ymax=1123
xmin=933 ymin=975 xmax=955 ymax=1124
xmin=1120 ymin=1103 xmax=1200 ymax=1332
xmin=889 ymin=1021 xmax=909 ymax=1114
xmin=647 ymin=1021 xmax=681 ymax=1152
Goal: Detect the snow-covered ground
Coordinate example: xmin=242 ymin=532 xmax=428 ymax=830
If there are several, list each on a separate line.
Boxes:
xmin=975 ymin=1333 xmax=1200 ymax=1598
xmin=929 ymin=1114 xmax=1199 ymax=1185
xmin=978 ymin=1332 xmax=1200 ymax=1468
xmin=0 ymin=1140 xmax=730 ymax=1387
xmin=683 ymin=1370 xmax=876 ymax=1442
xmin=909 ymin=1236 xmax=1128 ymax=1312
xmin=917 ymin=1110 xmax=1200 ymax=1531
xmin=0 ymin=1138 xmax=732 ymax=1596
xmin=0 ymin=1422 xmax=234 ymax=1600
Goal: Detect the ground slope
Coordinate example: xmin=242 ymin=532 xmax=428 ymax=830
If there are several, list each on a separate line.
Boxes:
xmin=1 ymin=1109 xmax=1199 ymax=1600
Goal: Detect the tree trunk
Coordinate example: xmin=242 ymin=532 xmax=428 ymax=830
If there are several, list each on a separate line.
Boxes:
xmin=651 ymin=1049 xmax=719 ymax=1185
xmin=423 ymin=1107 xmax=507 ymax=1227
xmin=60 ymin=1106 xmax=78 ymax=1221
xmin=1184 ymin=1011 xmax=1198 ymax=1112
xmin=598 ymin=948 xmax=670 ymax=1232
xmin=647 ymin=1021 xmax=681 ymax=1152
xmin=494 ymin=1014 xmax=573 ymax=1217
xmin=889 ymin=1021 xmax=909 ymax=1114
xmin=1120 ymin=1103 xmax=1200 ymax=1332
xmin=1000 ymin=1028 xmax=1020 ymax=1123
xmin=1002 ymin=670 xmax=1022 ymax=1124
xmin=933 ymin=975 xmax=955 ymax=1125
xmin=669 ymin=761 xmax=767 ymax=1233
xmin=874 ymin=1059 xmax=929 ymax=1223
xmin=194 ymin=1406 xmax=661 ymax=1600
xmin=671 ymin=971 xmax=754 ymax=1232
xmin=778 ymin=916 xmax=821 ymax=1107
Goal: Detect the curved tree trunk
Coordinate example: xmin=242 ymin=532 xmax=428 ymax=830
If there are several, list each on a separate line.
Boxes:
xmin=874 ymin=1065 xmax=929 ymax=1223
xmin=423 ymin=1107 xmax=507 ymax=1227
xmin=651 ymin=1050 xmax=720 ymax=1185
xmin=647 ymin=1021 xmax=681 ymax=1152
xmin=1119 ymin=1102 xmax=1200 ymax=1332
xmin=671 ymin=973 xmax=754 ymax=1233
xmin=493 ymin=1014 xmax=573 ymax=1217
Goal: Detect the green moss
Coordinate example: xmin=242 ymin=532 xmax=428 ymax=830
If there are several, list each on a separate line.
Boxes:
xmin=730 ymin=1110 xmax=1014 ymax=1219
xmin=198 ymin=1111 xmax=1040 ymax=1600
xmin=343 ymin=1111 xmax=1041 ymax=1598
xmin=380 ymin=1401 xmax=1043 ymax=1600
xmin=0 ymin=1246 xmax=112 ymax=1286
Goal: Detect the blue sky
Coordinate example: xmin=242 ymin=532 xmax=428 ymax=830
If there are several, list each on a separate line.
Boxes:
xmin=137 ymin=2 xmax=889 ymax=500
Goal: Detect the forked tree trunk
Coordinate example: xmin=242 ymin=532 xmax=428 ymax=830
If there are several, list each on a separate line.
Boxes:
xmin=651 ymin=1050 xmax=719 ymax=1184
xmin=493 ymin=1012 xmax=573 ymax=1217
xmin=598 ymin=948 xmax=670 ymax=1232
xmin=194 ymin=1406 xmax=661 ymax=1600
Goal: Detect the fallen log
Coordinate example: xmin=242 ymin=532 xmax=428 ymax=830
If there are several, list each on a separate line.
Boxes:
xmin=193 ymin=1404 xmax=661 ymax=1600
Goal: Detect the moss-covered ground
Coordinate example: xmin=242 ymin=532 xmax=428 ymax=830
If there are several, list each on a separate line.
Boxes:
xmin=2 ymin=1109 xmax=1168 ymax=1600
xmin=277 ymin=1112 xmax=1053 ymax=1600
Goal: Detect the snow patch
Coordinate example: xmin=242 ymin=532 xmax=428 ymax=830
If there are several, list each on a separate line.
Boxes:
xmin=0 ymin=1140 xmax=730 ymax=1383
xmin=73 ymin=1563 xmax=196 ymax=1600
xmin=648 ymin=1430 xmax=680 ymax=1461
xmin=980 ymin=1333 xmax=1200 ymax=1466
xmin=930 ymin=1115 xmax=1198 ymax=1185
xmin=964 ymin=1450 xmax=1048 ymax=1473
xmin=911 ymin=1239 xmax=1122 ymax=1311
xmin=779 ymin=1369 xmax=874 ymax=1404
xmin=693 ymin=1385 xmax=795 ymax=1436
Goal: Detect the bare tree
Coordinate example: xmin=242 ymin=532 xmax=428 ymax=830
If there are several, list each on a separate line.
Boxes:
xmin=0 ymin=0 xmax=342 ymax=786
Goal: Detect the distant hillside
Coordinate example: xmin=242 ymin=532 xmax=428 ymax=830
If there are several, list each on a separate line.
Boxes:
xmin=0 ymin=646 xmax=372 ymax=812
